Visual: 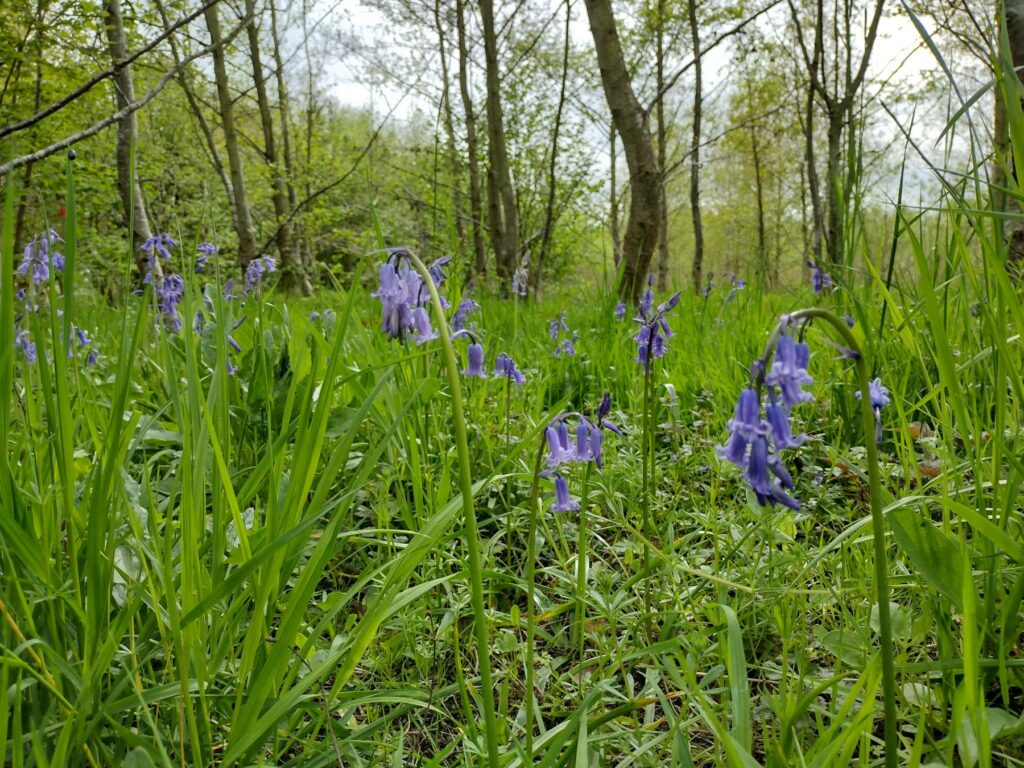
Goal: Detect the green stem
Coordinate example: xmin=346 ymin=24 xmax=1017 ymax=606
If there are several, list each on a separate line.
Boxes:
xmin=641 ymin=362 xmax=653 ymax=640
xmin=576 ymin=462 xmax=592 ymax=691
xmin=783 ymin=308 xmax=897 ymax=767
xmin=524 ymin=437 xmax=547 ymax=762
xmin=505 ymin=376 xmax=513 ymax=571
xmin=406 ymin=252 xmax=501 ymax=768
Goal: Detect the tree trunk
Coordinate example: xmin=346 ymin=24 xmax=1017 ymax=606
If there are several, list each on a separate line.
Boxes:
xmin=655 ymin=0 xmax=669 ymax=293
xmin=996 ymin=0 xmax=1024 ymax=266
xmin=751 ymin=122 xmax=767 ymax=287
xmin=245 ymin=0 xmax=308 ymax=292
xmin=205 ymin=3 xmax=258 ymax=267
xmin=610 ymin=126 xmax=622 ymax=266
xmin=269 ymin=0 xmax=304 ymax=278
xmin=824 ymin=108 xmax=843 ymax=265
xmin=478 ymin=0 xmax=519 ymax=288
xmin=534 ymin=0 xmax=572 ymax=299
xmin=687 ymin=0 xmax=704 ymax=294
xmin=455 ymin=0 xmax=486 ymax=278
xmin=104 ymin=0 xmax=153 ymax=251
xmin=584 ymin=0 xmax=660 ymax=304
xmin=433 ymin=0 xmax=466 ymax=253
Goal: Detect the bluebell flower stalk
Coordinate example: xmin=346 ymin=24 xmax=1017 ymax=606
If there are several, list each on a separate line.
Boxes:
xmin=721 ymin=307 xmax=897 ymax=767
xmin=396 ymin=251 xmax=500 ymax=768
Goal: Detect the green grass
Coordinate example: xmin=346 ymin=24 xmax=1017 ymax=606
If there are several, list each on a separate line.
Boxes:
xmin=5 ymin=104 xmax=1024 ymax=766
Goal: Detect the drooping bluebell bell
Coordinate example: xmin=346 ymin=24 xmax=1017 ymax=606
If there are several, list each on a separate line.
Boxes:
xmin=716 ymin=388 xmax=765 ymax=467
xmin=743 ymin=435 xmax=800 ymax=509
xmin=552 ymin=476 xmax=579 ymax=513
xmin=727 ymin=274 xmax=746 ymax=302
xmin=590 ymin=426 xmax=605 ymax=469
xmin=638 ymin=275 xmax=655 ymax=318
xmin=766 ymin=335 xmax=814 ymax=410
xmin=428 ymin=256 xmax=451 ymax=287
xmin=596 ymin=392 xmax=623 ymax=436
xmin=194 ymin=309 xmax=206 ymax=333
xmin=615 ymin=302 xmax=626 ymax=321
xmin=546 ymin=422 xmax=575 ymax=468
xmin=411 ymin=306 xmax=439 ymax=344
xmin=856 ymin=377 xmax=891 ymax=445
xmin=765 ymin=403 xmax=805 ymax=450
xmin=549 ymin=311 xmax=569 ymax=340
xmin=493 ymin=352 xmax=525 ymax=385
xmin=462 ymin=342 xmax=487 ymax=378
xmin=245 ymin=256 xmax=276 ymax=294
xmin=573 ymin=422 xmax=593 ymax=462
xmin=553 ymin=335 xmax=577 ymax=357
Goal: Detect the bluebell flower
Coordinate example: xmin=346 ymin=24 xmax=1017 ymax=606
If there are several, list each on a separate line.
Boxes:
xmin=615 ymin=302 xmax=626 ymax=321
xmin=141 ymin=233 xmax=178 ymax=261
xmin=554 ymin=337 xmax=577 ymax=357
xmin=590 ymin=426 xmax=605 ymax=469
xmin=766 ymin=335 xmax=813 ymax=410
xmin=638 ymin=275 xmax=655 ymax=318
xmin=856 ymin=377 xmax=891 ymax=445
xmin=744 ymin=435 xmax=800 ymax=509
xmin=194 ymin=309 xmax=206 ymax=333
xmin=702 ymin=273 xmax=714 ymax=298
xmin=411 ymin=306 xmax=439 ymax=344
xmin=86 ymin=349 xmax=98 ymax=366
xmin=15 ymin=329 xmax=36 ymax=364
xmin=512 ymin=264 xmax=529 ymax=296
xmin=717 ymin=388 xmax=765 ymax=467
xmin=428 ymin=256 xmax=451 ymax=287
xmin=549 ymin=312 xmax=569 ymax=340
xmin=223 ymin=278 xmax=237 ymax=301
xmin=808 ymin=262 xmax=832 ymax=294
xmin=546 ymin=423 xmax=574 ymax=468
xmin=74 ymin=326 xmax=90 ymax=348
xmin=493 ymin=352 xmax=525 ymax=385
xmin=551 ymin=476 xmax=579 ymax=513
xmin=196 ymin=242 xmax=216 ymax=272
xmin=461 ymin=342 xmax=487 ymax=378
xmin=573 ymin=423 xmax=593 ymax=462
xmin=765 ymin=403 xmax=805 ymax=449
xmin=17 ymin=230 xmax=64 ymax=285
xmin=154 ymin=273 xmax=185 ymax=332
xmin=245 ymin=256 xmax=276 ymax=294
xmin=227 ymin=360 xmax=238 ymax=376
xmin=844 ymin=313 xmax=855 ymax=328
xmin=596 ymin=392 xmax=623 ymax=435
xmin=452 ymin=298 xmax=479 ymax=331
xmin=633 ymin=284 xmax=680 ymax=372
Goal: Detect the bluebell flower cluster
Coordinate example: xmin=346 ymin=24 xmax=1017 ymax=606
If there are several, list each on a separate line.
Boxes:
xmin=717 ymin=331 xmax=816 ymax=509
xmin=808 ymin=261 xmax=832 ymax=294
xmin=549 ymin=311 xmax=578 ymax=356
xmin=141 ymin=233 xmax=178 ymax=262
xmin=702 ymin=272 xmax=714 ymax=298
xmin=544 ymin=394 xmax=620 ymax=511
xmin=727 ymin=274 xmax=746 ymax=302
xmin=15 ymin=329 xmax=36 ymax=364
xmin=372 ymin=250 xmax=452 ymax=343
xmin=493 ymin=353 xmax=525 ymax=385
xmin=17 ymin=229 xmax=64 ymax=285
xmin=245 ymin=256 xmax=276 ymax=295
xmin=633 ymin=276 xmax=680 ymax=371
xmin=154 ymin=274 xmax=186 ymax=333
xmin=452 ymin=298 xmax=479 ymax=332
xmin=196 ymin=242 xmax=216 ymax=273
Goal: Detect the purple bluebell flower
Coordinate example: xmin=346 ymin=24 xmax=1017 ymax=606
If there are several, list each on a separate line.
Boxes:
xmin=86 ymin=349 xmax=98 ymax=366
xmin=223 ymin=278 xmax=237 ymax=301
xmin=546 ymin=423 xmax=575 ymax=468
xmin=245 ymin=256 xmax=276 ymax=294
xmin=196 ymin=242 xmax=217 ymax=272
xmin=411 ymin=306 xmax=439 ymax=344
xmin=573 ymin=423 xmax=593 ymax=462
xmin=633 ymin=284 xmax=678 ymax=371
xmin=596 ymin=392 xmax=623 ymax=435
xmin=74 ymin=326 xmax=90 ymax=348
xmin=17 ymin=230 xmax=64 ymax=285
xmin=844 ymin=313 xmax=855 ymax=328
xmin=702 ymin=273 xmax=714 ymax=298
xmin=428 ymin=256 xmax=451 ymax=287
xmin=228 ymin=335 xmax=242 ymax=353
xmin=766 ymin=335 xmax=814 ymax=410
xmin=744 ymin=435 xmax=800 ymax=509
xmin=452 ymin=298 xmax=479 ymax=332
xmin=856 ymin=377 xmax=891 ymax=445
xmin=461 ymin=342 xmax=487 ymax=378
xmin=615 ymin=302 xmax=626 ymax=321
xmin=154 ymin=273 xmax=185 ymax=332
xmin=638 ymin=276 xmax=655 ymax=319
xmin=554 ymin=337 xmax=577 ymax=357
xmin=590 ymin=426 xmax=605 ymax=469
xmin=717 ymin=388 xmax=765 ymax=467
xmin=809 ymin=262 xmax=832 ymax=294
xmin=15 ymin=329 xmax=36 ymax=364
xmin=493 ymin=352 xmax=525 ymax=385
xmin=194 ymin=309 xmax=206 ymax=333
xmin=549 ymin=312 xmax=569 ymax=340
xmin=512 ymin=264 xmax=529 ymax=296
xmin=765 ymin=403 xmax=805 ymax=449
xmin=141 ymin=233 xmax=178 ymax=262
xmin=551 ymin=476 xmax=579 ymax=513
xmin=227 ymin=360 xmax=238 ymax=376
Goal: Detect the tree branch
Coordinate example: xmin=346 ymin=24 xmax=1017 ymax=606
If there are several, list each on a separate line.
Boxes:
xmin=0 ymin=8 xmax=251 ymax=177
